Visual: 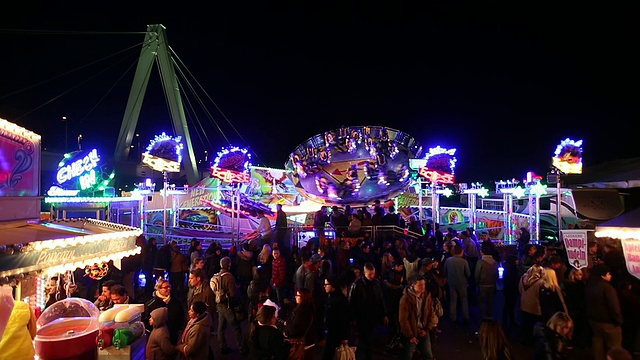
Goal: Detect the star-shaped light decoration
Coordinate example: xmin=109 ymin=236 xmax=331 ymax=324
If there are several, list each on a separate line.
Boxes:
xmin=528 ymin=182 xmax=548 ymax=197
xmin=435 ymin=187 xmax=454 ymax=197
xmin=463 ymin=182 xmax=490 ymax=198
xmin=512 ymin=186 xmax=526 ymax=199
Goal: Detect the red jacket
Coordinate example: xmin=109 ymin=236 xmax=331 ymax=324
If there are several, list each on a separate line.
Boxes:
xmin=272 ymin=256 xmax=287 ymax=287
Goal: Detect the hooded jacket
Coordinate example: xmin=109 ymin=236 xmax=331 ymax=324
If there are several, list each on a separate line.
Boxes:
xmin=519 ymin=265 xmax=544 ymax=315
xmin=398 ymin=285 xmax=438 ymax=339
xmin=475 ymin=254 xmax=499 ymax=286
xmin=236 ymin=248 xmax=256 ymax=280
xmin=146 ymin=307 xmax=176 ymax=360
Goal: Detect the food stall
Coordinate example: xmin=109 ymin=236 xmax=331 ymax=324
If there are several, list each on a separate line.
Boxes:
xmin=0 ymin=118 xmax=144 ymax=359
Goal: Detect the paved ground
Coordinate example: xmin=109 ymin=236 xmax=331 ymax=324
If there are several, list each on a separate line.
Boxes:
xmin=205 ymin=285 xmax=601 ymax=360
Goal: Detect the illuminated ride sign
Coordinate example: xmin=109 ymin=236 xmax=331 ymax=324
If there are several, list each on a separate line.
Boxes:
xmin=142 ymin=132 xmax=184 ymax=173
xmin=419 ymin=146 xmax=457 ymax=184
xmin=552 ymin=138 xmax=583 ymax=175
xmin=53 ymin=148 xmax=114 ymax=194
xmin=418 ymin=167 xmax=455 ymax=184
xmin=56 ymin=149 xmax=99 ymax=186
xmin=210 ymin=146 xmax=251 ymax=184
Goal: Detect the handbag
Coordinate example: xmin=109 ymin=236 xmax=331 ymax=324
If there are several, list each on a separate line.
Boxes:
xmin=287 ymin=338 xmax=306 ymax=360
xmin=433 ymin=297 xmax=444 ymax=318
xmin=287 ymin=316 xmax=314 ymax=360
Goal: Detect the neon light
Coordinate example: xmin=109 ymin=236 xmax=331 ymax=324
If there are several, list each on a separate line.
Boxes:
xmin=210 ymin=167 xmax=251 ymax=184
xmin=79 ymin=169 xmax=97 ymax=190
xmin=528 ymin=182 xmax=548 ymax=196
xmin=56 ymin=149 xmax=99 ymax=184
xmin=435 ymin=188 xmax=453 ymax=197
xmin=213 ymin=146 xmax=251 ymax=173
xmin=424 ymin=146 xmax=457 ymax=174
xmin=513 ymin=187 xmax=526 ymax=198
xmin=143 ymin=132 xmax=184 ymax=173
xmin=418 ymin=167 xmax=455 ymax=184
xmin=44 ymin=196 xmax=142 ymax=203
xmin=47 ymin=186 xmax=80 ymax=197
xmin=552 ymin=138 xmax=583 ymax=174
xmin=463 ymin=187 xmax=490 ymax=198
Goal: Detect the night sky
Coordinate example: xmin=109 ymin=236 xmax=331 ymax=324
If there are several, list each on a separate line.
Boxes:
xmin=0 ymin=3 xmax=636 ymax=185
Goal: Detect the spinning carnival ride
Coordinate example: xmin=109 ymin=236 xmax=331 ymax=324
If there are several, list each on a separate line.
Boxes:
xmin=285 ymin=126 xmax=423 ymax=206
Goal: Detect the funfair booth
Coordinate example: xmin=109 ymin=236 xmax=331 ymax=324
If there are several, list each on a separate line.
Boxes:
xmin=0 ymin=118 xmax=142 ymax=360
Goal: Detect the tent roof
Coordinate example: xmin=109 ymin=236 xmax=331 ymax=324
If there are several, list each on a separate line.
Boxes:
xmin=597 ymin=207 xmax=640 ymax=229
xmin=0 ymin=218 xmax=139 ymax=246
xmin=564 ymin=157 xmax=640 ymax=189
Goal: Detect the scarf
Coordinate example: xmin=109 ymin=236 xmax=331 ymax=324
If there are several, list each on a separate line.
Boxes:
xmin=155 ymin=290 xmax=171 ymax=304
xmin=181 ymin=318 xmax=196 ymax=344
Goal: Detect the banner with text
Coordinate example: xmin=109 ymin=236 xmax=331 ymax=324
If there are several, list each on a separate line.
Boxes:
xmin=562 ymin=229 xmax=588 ymax=270
xmin=620 ymin=238 xmax=640 ymax=281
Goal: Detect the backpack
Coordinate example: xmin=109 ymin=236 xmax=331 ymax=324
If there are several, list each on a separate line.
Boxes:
xmin=210 ymin=272 xmax=230 ymax=303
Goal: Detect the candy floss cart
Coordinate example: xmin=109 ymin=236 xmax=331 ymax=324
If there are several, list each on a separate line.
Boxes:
xmin=0 ymin=118 xmax=143 ymax=359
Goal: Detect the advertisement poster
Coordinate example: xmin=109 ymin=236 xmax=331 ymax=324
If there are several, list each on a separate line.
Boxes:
xmin=620 ymin=238 xmax=640 ymax=281
xmin=562 ymin=229 xmax=588 ymax=269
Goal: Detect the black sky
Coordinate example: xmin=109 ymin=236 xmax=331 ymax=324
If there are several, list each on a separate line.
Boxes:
xmin=0 ymin=3 xmax=637 ymax=185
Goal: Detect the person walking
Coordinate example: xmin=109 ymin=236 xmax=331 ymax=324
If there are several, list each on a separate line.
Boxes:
xmin=169 ymin=241 xmax=188 ymax=298
xmin=587 ymin=264 xmax=624 ymax=360
xmin=142 ymin=237 xmax=158 ymax=298
xmin=275 ymin=203 xmax=289 ymax=251
xmin=212 ymin=256 xmax=247 ymax=355
xmin=475 ymin=244 xmax=499 ymax=320
xmin=519 ymin=264 xmax=544 ymax=345
xmin=322 ymin=275 xmax=350 ymax=360
xmin=533 ymin=311 xmax=574 ymax=360
xmin=398 ymin=274 xmax=438 ymax=360
xmin=248 ymin=304 xmax=287 ymax=360
xmin=176 ymin=301 xmax=211 ymax=360
xmin=443 ymin=244 xmax=471 ymax=325
xmin=349 ymin=262 xmax=389 ymax=360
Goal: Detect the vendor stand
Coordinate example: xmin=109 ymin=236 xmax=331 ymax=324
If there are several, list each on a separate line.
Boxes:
xmin=0 ymin=118 xmax=144 ymax=359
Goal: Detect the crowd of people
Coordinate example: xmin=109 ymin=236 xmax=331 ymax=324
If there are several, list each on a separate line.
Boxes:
xmin=43 ymin=202 xmax=640 ymax=360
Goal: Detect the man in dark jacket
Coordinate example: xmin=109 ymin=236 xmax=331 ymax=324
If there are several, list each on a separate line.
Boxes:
xmin=586 ymin=264 xmax=623 ymax=360
xmin=323 ymin=275 xmax=350 ymax=360
xmin=349 ymin=262 xmax=388 ymax=360
xmin=142 ymin=237 xmax=158 ymax=298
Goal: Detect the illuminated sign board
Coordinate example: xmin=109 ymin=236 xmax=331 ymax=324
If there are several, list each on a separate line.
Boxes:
xmin=552 ymin=138 xmax=583 ymax=174
xmin=419 ymin=167 xmax=455 ymax=184
xmin=53 ymin=148 xmax=115 ymax=194
xmin=419 ymin=146 xmax=457 ymax=184
xmin=56 ymin=149 xmax=99 ymax=186
xmin=142 ymin=132 xmax=183 ymax=173
xmin=210 ymin=146 xmax=252 ymax=184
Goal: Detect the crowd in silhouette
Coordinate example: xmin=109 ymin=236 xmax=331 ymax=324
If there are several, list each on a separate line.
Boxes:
xmin=46 ymin=203 xmax=640 ymax=360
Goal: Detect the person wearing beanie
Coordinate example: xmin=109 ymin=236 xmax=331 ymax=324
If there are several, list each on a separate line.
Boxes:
xmin=587 ymin=263 xmax=623 ymax=360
